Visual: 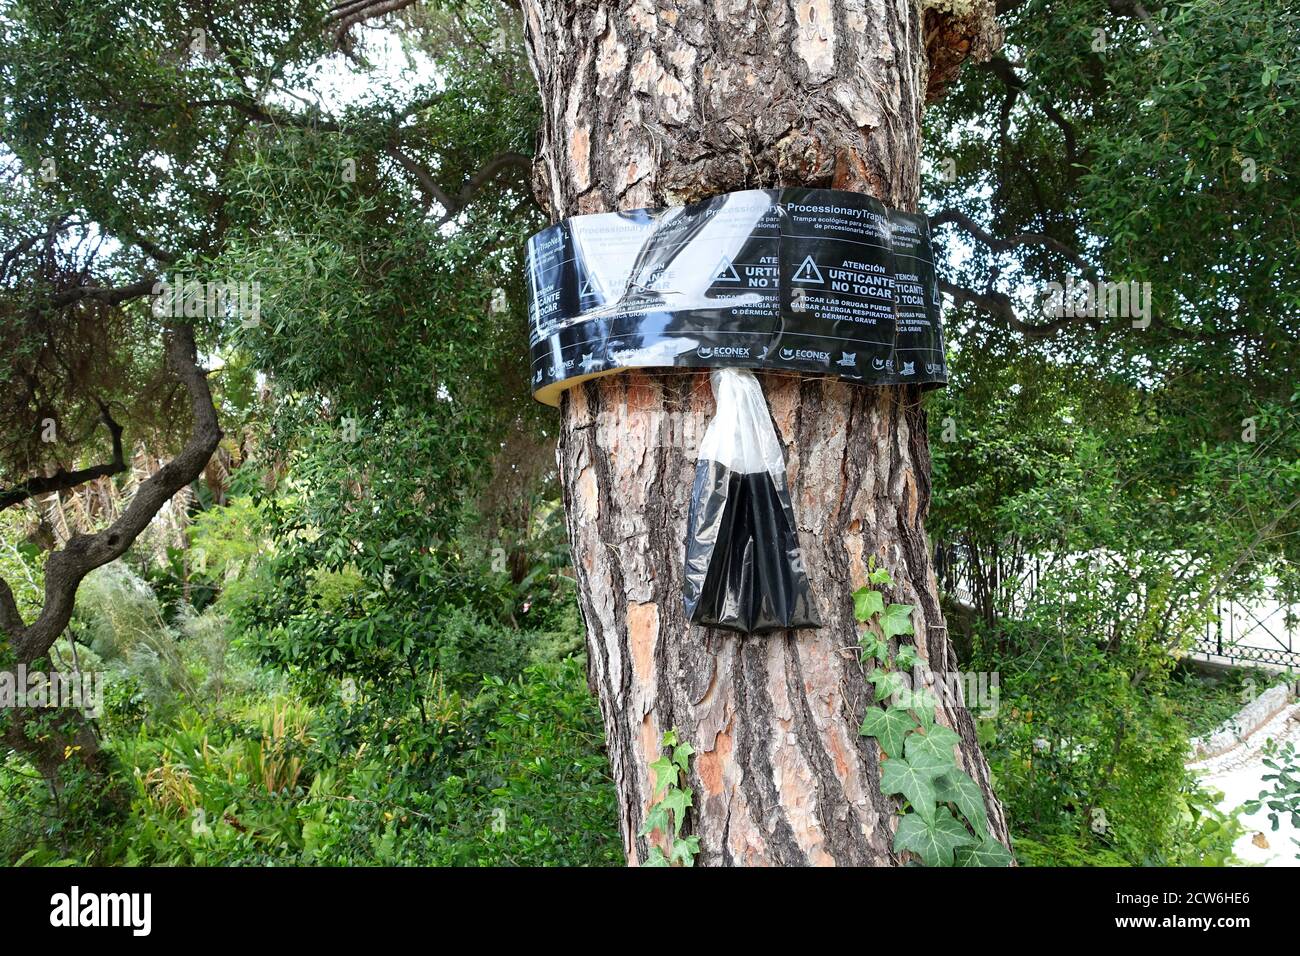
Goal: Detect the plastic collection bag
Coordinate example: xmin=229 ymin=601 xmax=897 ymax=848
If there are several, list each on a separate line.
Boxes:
xmin=683 ymin=369 xmax=821 ymax=634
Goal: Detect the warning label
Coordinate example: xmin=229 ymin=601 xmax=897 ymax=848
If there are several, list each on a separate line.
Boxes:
xmin=525 ymin=187 xmax=946 ymax=405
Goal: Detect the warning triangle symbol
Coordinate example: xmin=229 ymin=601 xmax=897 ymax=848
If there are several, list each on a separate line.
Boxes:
xmin=712 ymin=256 xmax=741 ymax=282
xmin=792 ymin=256 xmax=823 ymax=284
xmin=578 ymin=275 xmax=598 ymax=297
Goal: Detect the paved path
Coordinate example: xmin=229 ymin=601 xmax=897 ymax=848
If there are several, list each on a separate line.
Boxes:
xmin=1188 ymin=702 xmax=1300 ymax=867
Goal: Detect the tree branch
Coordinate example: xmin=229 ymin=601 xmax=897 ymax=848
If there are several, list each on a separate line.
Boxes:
xmin=941 ymin=278 xmax=1252 ymax=344
xmin=128 ymin=234 xmax=176 ymax=265
xmin=329 ymin=0 xmax=422 ymax=50
xmin=981 ymin=56 xmax=1082 ymax=172
xmin=931 ymin=207 xmax=1097 ymax=279
xmin=1 ymin=215 xmax=75 ymax=283
xmin=12 ymin=325 xmax=222 ymax=664
xmin=155 ymin=95 xmax=530 ymax=226
xmin=138 ymin=96 xmax=343 ymax=133
xmin=385 ymin=144 xmax=456 ymax=213
xmin=0 ymin=404 xmax=126 ymax=511
xmin=387 ymin=146 xmax=531 ymax=224
xmin=1106 ymin=0 xmax=1167 ymax=43
xmin=0 ymin=576 xmax=23 ymax=641
xmin=438 ymin=150 xmax=532 ymax=224
xmin=939 ymin=278 xmax=1095 ymax=339
xmin=922 ymin=0 xmax=1003 ymax=103
xmin=47 ymin=276 xmax=158 ymax=310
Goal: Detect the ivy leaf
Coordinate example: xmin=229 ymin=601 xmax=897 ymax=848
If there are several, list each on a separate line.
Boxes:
xmin=649 ymin=756 xmax=678 ymax=797
xmin=868 ymin=668 xmax=905 ymax=702
xmin=670 ymin=835 xmax=701 ymax=866
xmin=881 ymin=752 xmax=946 ymax=821
xmin=906 ymin=686 xmax=937 ymax=727
xmin=661 ymin=727 xmax=679 ymax=748
xmin=860 ymin=705 xmax=918 ymax=758
xmin=905 ymin=723 xmax=960 ymax=768
xmin=642 ymin=845 xmax=671 ymax=867
xmin=897 ymin=739 xmax=952 ymax=780
xmin=955 ymin=836 xmax=1013 ymax=867
xmin=661 ymin=786 xmax=694 ymax=835
xmin=893 ymin=806 xmax=977 ymax=866
xmin=853 ymin=586 xmax=884 ymax=623
xmin=859 ymin=632 xmax=888 ymax=663
xmin=934 ymin=771 xmax=990 ymax=835
xmin=881 ymin=604 xmax=915 ymax=640
xmin=639 ymin=801 xmax=671 ymax=838
xmin=869 ymin=566 xmax=893 ymax=586
xmin=895 ymin=643 xmax=918 ymax=670
xmin=672 ymin=741 xmax=696 ymax=773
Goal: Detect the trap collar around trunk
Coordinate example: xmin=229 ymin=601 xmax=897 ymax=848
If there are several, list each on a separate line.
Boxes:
xmin=525 ymin=187 xmax=947 ymax=406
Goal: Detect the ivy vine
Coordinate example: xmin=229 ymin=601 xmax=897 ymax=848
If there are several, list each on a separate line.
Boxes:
xmin=640 ymin=727 xmax=701 ymax=867
xmin=854 ymin=558 xmax=1013 ymax=867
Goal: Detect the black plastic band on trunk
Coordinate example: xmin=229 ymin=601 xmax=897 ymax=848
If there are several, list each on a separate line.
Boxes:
xmin=525 ymin=187 xmax=947 ymax=407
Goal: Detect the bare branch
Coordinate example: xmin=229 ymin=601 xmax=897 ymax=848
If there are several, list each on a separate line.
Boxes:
xmin=931 ymin=207 xmax=1097 ymax=279
xmin=0 ymin=404 xmax=126 ymax=511
xmin=385 ymin=144 xmax=456 ymax=213
xmin=329 ymin=0 xmax=422 ymax=50
xmin=1106 ymin=0 xmax=1167 ymax=43
xmin=140 ymin=96 xmax=343 ymax=133
xmin=387 ymin=146 xmax=531 ymax=224
xmin=47 ymin=276 xmax=158 ymax=310
xmin=454 ymin=151 xmax=532 ymax=209
xmin=1 ymin=214 xmax=76 ymax=283
xmin=981 ymin=56 xmax=1083 ymax=172
xmin=941 ymin=278 xmax=1251 ymax=344
xmin=940 ymin=278 xmax=1093 ymax=339
xmin=129 ymin=234 xmax=176 ymax=265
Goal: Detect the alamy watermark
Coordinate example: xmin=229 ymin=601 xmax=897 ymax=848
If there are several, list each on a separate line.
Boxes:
xmin=884 ymin=668 xmax=1000 ymax=719
xmin=1040 ymin=277 xmax=1153 ymax=328
xmin=50 ymin=886 xmax=151 ymax=936
xmin=0 ymin=665 xmax=104 ymax=718
xmin=151 ymin=273 xmax=261 ymax=327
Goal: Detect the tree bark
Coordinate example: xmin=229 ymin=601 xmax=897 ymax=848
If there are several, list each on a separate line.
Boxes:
xmin=522 ymin=0 xmax=1007 ymax=865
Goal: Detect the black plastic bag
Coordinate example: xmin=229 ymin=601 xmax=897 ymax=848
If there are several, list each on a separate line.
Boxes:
xmin=683 ymin=369 xmax=820 ymax=634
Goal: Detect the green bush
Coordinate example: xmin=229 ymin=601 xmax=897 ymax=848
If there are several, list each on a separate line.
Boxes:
xmin=1 ymin=518 xmax=619 ymax=867
xmin=971 ymin=585 xmax=1243 ymax=867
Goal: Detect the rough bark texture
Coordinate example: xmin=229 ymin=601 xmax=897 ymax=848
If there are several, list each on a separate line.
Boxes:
xmin=522 ymin=0 xmax=1007 ymax=865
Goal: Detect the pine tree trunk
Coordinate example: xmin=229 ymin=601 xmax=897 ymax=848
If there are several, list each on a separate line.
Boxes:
xmin=522 ymin=0 xmax=1008 ymax=866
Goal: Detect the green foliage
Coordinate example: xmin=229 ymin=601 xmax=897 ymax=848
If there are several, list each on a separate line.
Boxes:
xmin=4 ymin=0 xmax=1294 ymax=874
xmin=1242 ymin=740 xmax=1300 ymax=860
xmin=293 ymin=658 xmax=619 ymax=867
xmin=927 ymin=0 xmax=1300 ymax=668
xmin=928 ymin=0 xmax=1298 ymax=396
xmin=0 ymin=511 xmax=43 ymax=620
xmin=926 ymin=258 xmax=1289 ymax=869
xmin=1 ymin=531 xmax=619 ymax=866
xmin=967 ymin=601 xmax=1243 ymax=866
xmin=853 ymin=563 xmax=1013 ymax=866
xmin=1012 ymin=833 xmax=1131 ymax=868
xmin=860 ymin=706 xmax=914 ymax=759
xmin=640 ymin=727 xmax=700 ymax=867
xmin=1166 ymin=664 xmax=1284 ymax=738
